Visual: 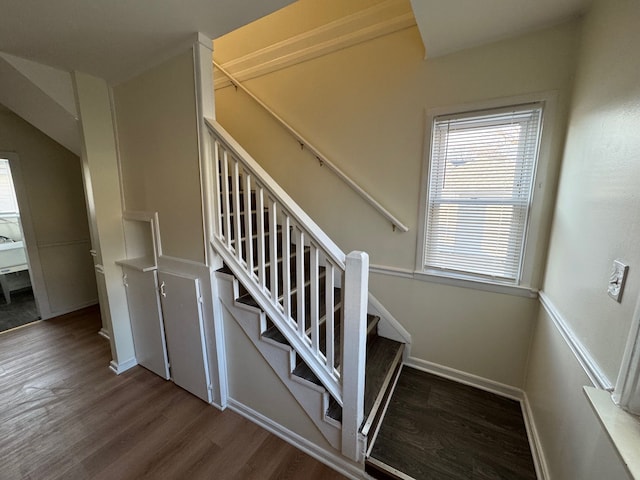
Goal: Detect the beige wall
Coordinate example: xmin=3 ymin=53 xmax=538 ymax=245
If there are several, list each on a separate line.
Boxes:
xmin=114 ymin=49 xmax=205 ymax=264
xmin=525 ymin=0 xmax=640 ymax=477
xmin=215 ymin=19 xmax=580 ymax=387
xmin=0 ymin=108 xmax=96 ymax=317
xmin=223 ymin=313 xmax=334 ymax=450
xmin=526 ymin=308 xmax=631 ymax=480
xmin=541 ymin=0 xmax=640 ymax=383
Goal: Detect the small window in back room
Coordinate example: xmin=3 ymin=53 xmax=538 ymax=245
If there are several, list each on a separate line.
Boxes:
xmin=421 ymin=103 xmax=543 ymax=285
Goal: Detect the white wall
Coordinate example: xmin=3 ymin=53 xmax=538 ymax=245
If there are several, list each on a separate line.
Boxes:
xmin=215 ymin=16 xmax=580 ymax=387
xmin=525 ymin=0 xmax=640 ymax=477
xmin=114 ymin=49 xmax=205 ymax=264
xmin=0 ymin=108 xmax=96 ymax=317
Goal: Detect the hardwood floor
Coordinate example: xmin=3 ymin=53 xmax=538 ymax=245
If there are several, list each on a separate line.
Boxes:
xmin=368 ymin=366 xmax=537 ymax=480
xmin=0 ymin=288 xmax=38 ymax=333
xmin=0 ymin=307 xmax=346 ymax=480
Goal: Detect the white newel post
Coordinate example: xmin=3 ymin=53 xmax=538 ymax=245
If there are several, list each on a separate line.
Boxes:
xmin=341 ymin=251 xmax=368 ymax=462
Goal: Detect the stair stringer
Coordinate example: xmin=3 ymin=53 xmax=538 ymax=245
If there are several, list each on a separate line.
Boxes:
xmin=216 ymin=271 xmax=342 ymax=450
xmin=367 ymin=293 xmax=411 ymax=359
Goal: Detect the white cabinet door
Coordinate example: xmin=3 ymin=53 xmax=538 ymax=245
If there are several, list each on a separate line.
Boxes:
xmin=158 ymin=271 xmax=212 ymax=403
xmin=123 ymin=266 xmax=170 ymax=379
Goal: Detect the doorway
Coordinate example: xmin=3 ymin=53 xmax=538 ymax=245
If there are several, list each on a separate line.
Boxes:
xmin=0 ymin=157 xmax=39 ymax=332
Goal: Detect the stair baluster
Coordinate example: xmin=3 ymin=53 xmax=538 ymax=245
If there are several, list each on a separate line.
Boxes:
xmin=206 ymin=118 xmax=369 ymax=459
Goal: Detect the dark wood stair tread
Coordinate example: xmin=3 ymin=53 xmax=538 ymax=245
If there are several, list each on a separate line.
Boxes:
xmin=290 ymin=313 xmax=380 ymax=384
xmin=325 ymin=333 xmax=403 ymax=424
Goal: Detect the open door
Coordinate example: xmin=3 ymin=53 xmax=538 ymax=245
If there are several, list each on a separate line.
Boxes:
xmin=0 ymin=157 xmax=39 ymax=332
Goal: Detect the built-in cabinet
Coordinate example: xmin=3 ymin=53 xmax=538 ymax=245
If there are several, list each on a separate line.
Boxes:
xmin=117 ymin=211 xmax=211 ymax=403
xmin=121 ymin=265 xmax=170 ymax=379
xmin=158 ymin=270 xmax=212 ymax=403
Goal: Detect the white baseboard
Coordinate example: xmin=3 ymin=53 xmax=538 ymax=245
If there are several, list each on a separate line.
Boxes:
xmin=109 ymin=357 xmax=137 ymax=375
xmin=521 ymin=392 xmax=550 ymax=480
xmin=98 ymin=328 xmax=110 ymax=340
xmin=227 ymin=398 xmax=365 ymax=480
xmin=405 ymin=356 xmax=523 ymax=401
xmin=41 ymin=300 xmax=99 ymax=320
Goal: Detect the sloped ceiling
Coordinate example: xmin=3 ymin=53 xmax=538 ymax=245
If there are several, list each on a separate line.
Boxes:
xmin=0 ymin=0 xmax=294 ymax=85
xmin=0 ymin=54 xmax=80 ymax=155
xmin=411 ymin=0 xmax=591 ymax=58
xmin=0 ymin=0 xmax=592 ymax=155
xmin=0 ymin=0 xmax=294 ymax=155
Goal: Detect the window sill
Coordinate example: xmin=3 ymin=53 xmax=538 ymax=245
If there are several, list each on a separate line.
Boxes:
xmin=584 ymin=386 xmax=640 ymax=479
xmin=369 ymin=264 xmax=538 ymax=298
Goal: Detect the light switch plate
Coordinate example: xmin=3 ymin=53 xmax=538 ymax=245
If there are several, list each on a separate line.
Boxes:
xmin=608 ymin=260 xmax=629 ymax=303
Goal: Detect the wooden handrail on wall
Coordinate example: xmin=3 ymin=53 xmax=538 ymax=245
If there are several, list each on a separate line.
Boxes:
xmin=213 ymin=60 xmax=409 ymax=233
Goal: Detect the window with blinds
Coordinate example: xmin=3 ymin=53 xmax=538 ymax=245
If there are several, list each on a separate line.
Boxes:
xmin=423 ymin=103 xmax=543 ymax=284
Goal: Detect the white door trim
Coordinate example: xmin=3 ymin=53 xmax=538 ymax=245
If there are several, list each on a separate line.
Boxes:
xmin=0 ymin=151 xmax=51 ymax=319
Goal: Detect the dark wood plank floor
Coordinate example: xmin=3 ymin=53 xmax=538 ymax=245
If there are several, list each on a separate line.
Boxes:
xmin=0 ymin=306 xmax=346 ymax=480
xmin=0 ymin=287 xmax=39 ymax=333
xmin=369 ymin=366 xmax=536 ymax=480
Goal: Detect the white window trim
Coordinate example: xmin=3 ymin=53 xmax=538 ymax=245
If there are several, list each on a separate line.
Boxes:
xmin=415 ymin=92 xmax=559 ymax=294
xmin=614 ymin=293 xmax=640 ymax=414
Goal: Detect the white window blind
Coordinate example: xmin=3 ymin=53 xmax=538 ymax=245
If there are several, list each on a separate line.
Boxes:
xmin=424 ymin=103 xmax=543 ymax=283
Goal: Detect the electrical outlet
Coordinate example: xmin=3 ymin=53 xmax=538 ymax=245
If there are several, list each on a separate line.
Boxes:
xmin=608 ymin=260 xmax=629 ymax=303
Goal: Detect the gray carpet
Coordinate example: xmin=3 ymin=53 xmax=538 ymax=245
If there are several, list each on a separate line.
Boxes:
xmin=0 ymin=288 xmax=39 ymax=333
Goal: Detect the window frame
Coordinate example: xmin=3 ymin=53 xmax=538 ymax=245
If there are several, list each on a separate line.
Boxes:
xmin=415 ymin=93 xmax=558 ymax=296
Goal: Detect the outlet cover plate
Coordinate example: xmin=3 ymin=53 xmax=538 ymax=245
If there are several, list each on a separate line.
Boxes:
xmin=608 ymin=260 xmax=629 ymax=303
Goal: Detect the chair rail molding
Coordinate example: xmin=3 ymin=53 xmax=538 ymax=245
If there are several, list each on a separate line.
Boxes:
xmin=538 ymin=291 xmax=612 ymax=391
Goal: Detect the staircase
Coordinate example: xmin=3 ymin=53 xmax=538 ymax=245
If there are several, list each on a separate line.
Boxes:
xmin=205 ymin=118 xmax=407 ymax=467
xmin=216 ymin=267 xmax=404 ymax=454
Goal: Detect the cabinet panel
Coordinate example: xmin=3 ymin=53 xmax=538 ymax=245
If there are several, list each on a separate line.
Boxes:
xmin=123 ymin=266 xmax=170 ymax=379
xmin=159 ymin=271 xmax=211 ymax=403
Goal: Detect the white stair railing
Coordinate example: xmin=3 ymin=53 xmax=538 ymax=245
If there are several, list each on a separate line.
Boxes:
xmin=205 ymin=118 xmax=367 ymax=460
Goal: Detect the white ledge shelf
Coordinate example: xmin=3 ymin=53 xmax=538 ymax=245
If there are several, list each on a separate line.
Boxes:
xmin=584 ymin=386 xmax=640 ymax=479
xmin=115 ymin=256 xmax=157 ymax=272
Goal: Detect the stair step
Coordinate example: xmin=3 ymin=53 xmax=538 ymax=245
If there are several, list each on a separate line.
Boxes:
xmin=290 ymin=313 xmax=379 ymax=386
xmin=365 ymin=457 xmax=415 ymax=480
xmin=327 ymin=335 xmax=404 ymax=424
xmin=336 ymin=336 xmax=404 ymax=425
xmin=225 ymin=209 xmax=269 ymax=238
xmin=236 ymin=272 xmax=332 ymax=315
xmin=262 ymin=294 xmax=342 ymax=348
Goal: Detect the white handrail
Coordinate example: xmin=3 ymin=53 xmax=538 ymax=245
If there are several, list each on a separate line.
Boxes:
xmin=213 ymin=60 xmax=409 ymax=233
xmin=206 ymin=118 xmax=346 ymax=268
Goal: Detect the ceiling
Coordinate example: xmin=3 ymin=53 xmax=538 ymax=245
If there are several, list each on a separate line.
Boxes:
xmin=0 ymin=0 xmax=592 ymax=85
xmin=0 ymin=0 xmax=294 ymax=85
xmin=0 ymin=0 xmax=592 ymax=155
xmin=411 ymin=0 xmax=591 ymax=58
